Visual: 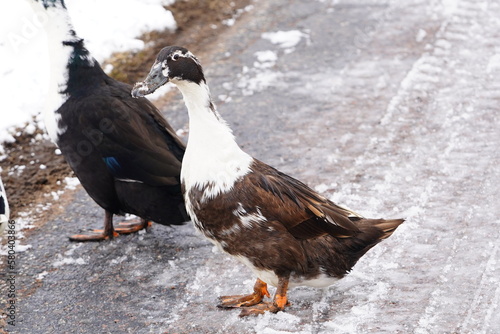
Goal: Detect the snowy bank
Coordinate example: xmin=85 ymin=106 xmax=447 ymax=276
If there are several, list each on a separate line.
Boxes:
xmin=0 ymin=0 xmax=177 ymax=154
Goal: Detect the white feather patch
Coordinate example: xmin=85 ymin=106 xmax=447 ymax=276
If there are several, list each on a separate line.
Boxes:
xmin=236 ymin=255 xmax=339 ymax=288
xmin=233 ymin=203 xmax=267 ymax=228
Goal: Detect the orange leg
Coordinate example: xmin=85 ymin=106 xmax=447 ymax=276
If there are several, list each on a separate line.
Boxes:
xmin=239 ymin=275 xmax=290 ymax=317
xmin=69 ymin=211 xmax=150 ymax=242
xmin=218 ymin=278 xmax=270 ymax=308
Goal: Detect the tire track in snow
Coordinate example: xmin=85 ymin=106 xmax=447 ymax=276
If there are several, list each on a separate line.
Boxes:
xmin=459 ymin=242 xmax=500 ymax=333
xmin=305 ymin=0 xmax=459 ymax=332
xmin=448 ymin=3 xmax=500 ymax=330
xmin=311 ymin=0 xmax=500 ymax=332
xmin=409 ymin=0 xmax=500 ymax=332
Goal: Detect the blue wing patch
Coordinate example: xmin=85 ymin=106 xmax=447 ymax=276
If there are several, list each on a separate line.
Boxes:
xmin=103 ymin=156 xmax=122 ymax=175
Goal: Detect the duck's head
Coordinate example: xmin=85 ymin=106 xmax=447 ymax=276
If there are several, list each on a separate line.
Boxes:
xmin=132 ymin=46 xmax=204 ymax=98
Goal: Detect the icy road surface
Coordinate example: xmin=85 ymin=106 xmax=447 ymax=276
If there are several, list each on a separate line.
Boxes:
xmin=7 ymin=0 xmax=500 ymax=333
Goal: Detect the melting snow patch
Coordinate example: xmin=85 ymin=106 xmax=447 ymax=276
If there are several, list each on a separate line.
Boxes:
xmin=24 ymin=123 xmax=37 ymax=135
xmin=110 ymin=255 xmax=128 ymax=265
xmin=123 ymin=213 xmax=140 ymax=221
xmin=49 ymin=190 xmax=64 ymax=201
xmin=262 ymin=30 xmax=309 ymax=49
xmin=441 ymin=0 xmax=459 ymax=17
xmin=416 ymin=29 xmax=427 ymax=43
xmin=53 ymin=257 xmax=86 ymax=267
xmin=324 ymin=317 xmax=359 ymax=333
xmin=222 ymin=4 xmax=254 ymax=26
xmin=254 ymin=50 xmax=278 ymax=67
xmin=237 ymin=66 xmax=284 ymax=96
xmin=0 ymin=214 xmax=36 ymax=255
xmin=64 ymin=177 xmax=81 ymax=190
xmin=487 ymin=54 xmax=500 ymax=73
xmin=231 ymin=46 xmax=288 ymax=96
xmin=64 ymin=243 xmax=83 ymax=256
xmin=52 ymin=244 xmax=86 ymax=267
xmin=218 ymin=94 xmax=232 ymax=103
xmin=253 ymin=311 xmax=308 ymax=334
xmin=15 ymin=243 xmax=33 ymax=252
xmin=37 ymin=271 xmax=49 ymax=280
xmin=314 ymin=183 xmax=330 ymax=194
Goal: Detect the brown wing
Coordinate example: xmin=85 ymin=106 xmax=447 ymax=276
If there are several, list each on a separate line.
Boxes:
xmin=250 ymin=159 xmax=363 ymax=240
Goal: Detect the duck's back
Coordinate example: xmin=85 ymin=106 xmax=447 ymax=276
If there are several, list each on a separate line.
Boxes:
xmin=56 ymin=62 xmax=186 ymax=223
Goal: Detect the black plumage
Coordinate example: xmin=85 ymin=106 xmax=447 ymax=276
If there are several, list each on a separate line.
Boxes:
xmin=35 ymin=1 xmax=187 ymax=240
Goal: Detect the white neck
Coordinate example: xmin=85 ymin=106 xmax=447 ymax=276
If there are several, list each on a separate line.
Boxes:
xmin=175 ymin=80 xmax=253 ymax=199
xmin=29 ymin=1 xmax=88 ymax=143
xmin=0 ymin=178 xmax=9 ymax=223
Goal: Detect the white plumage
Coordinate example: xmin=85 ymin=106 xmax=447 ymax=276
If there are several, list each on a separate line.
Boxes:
xmin=0 ymin=176 xmax=9 ymax=234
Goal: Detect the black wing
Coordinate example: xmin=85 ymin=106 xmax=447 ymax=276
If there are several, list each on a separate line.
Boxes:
xmin=67 ymin=79 xmax=185 ymax=186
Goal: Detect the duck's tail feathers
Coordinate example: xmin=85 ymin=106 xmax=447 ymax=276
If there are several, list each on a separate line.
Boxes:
xmin=372 ymin=218 xmax=405 ymax=240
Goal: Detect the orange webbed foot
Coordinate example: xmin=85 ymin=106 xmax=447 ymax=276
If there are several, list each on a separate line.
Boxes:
xmin=238 ymin=301 xmax=282 ymax=317
xmin=218 ymin=278 xmax=270 ymax=308
xmin=114 ymin=219 xmax=152 ymax=234
xmin=68 ymin=229 xmax=119 ymax=242
xmin=238 ymin=288 xmax=289 ymax=317
xmin=68 ymin=212 xmax=151 ymax=242
xmin=219 ymin=276 xmax=290 ymax=317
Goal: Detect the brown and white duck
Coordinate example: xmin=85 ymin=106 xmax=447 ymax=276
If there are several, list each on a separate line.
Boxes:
xmin=132 ymin=46 xmax=404 ymax=316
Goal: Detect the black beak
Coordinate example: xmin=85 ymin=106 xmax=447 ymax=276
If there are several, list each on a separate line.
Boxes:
xmin=131 ymin=61 xmax=168 ymax=98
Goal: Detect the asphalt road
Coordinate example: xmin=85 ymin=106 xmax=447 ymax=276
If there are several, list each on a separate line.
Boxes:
xmin=6 ymin=0 xmax=500 ymax=333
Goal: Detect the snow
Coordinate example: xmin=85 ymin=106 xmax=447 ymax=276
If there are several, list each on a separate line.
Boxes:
xmin=222 ymin=4 xmax=255 ymax=27
xmin=237 ymin=67 xmax=284 ymax=96
xmin=237 ymin=48 xmax=287 ymax=96
xmin=415 ymin=28 xmax=427 ymax=42
xmin=487 ymin=53 xmax=500 ymax=73
xmin=0 ymin=0 xmax=177 ymax=153
xmin=0 ymin=213 xmax=35 ymax=255
xmin=36 ymin=271 xmax=49 ymax=280
xmin=261 ymin=30 xmax=309 ymax=49
xmin=64 ymin=176 xmax=81 ymax=190
xmin=52 ymin=243 xmax=87 ymax=267
xmin=254 ymin=50 xmax=278 ymax=65
xmin=52 ymin=256 xmax=86 ymax=267
xmin=65 ymin=0 xmax=176 ymax=61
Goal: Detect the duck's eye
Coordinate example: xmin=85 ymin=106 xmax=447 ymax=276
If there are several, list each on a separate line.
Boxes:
xmin=172 ymin=54 xmax=180 ymax=61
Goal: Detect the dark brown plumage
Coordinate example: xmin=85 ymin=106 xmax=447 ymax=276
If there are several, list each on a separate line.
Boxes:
xmin=188 ymin=159 xmax=403 ymax=281
xmin=132 ymin=45 xmax=404 ymax=316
